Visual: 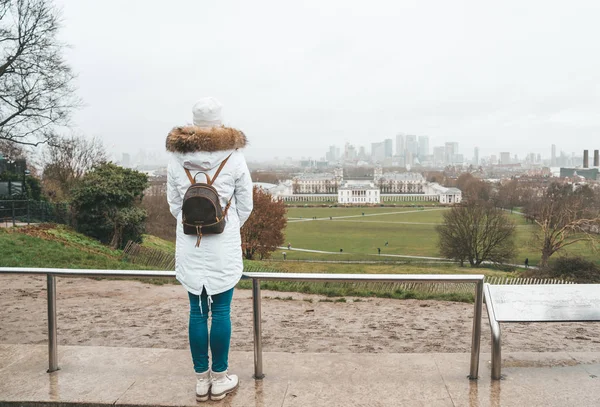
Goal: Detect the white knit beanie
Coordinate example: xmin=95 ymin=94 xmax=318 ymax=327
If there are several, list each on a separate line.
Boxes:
xmin=192 ymin=97 xmax=223 ymax=128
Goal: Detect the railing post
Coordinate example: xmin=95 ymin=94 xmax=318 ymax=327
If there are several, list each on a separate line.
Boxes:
xmin=47 ymin=274 xmax=59 ymax=373
xmin=26 ymin=200 xmax=30 ymax=225
xmin=252 ymin=278 xmax=264 ymax=379
xmin=469 ymin=279 xmax=483 ymax=380
xmin=11 ymin=200 xmax=15 ymax=227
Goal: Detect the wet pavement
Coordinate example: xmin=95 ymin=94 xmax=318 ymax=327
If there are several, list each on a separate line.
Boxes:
xmin=0 ymin=344 xmax=599 ymax=406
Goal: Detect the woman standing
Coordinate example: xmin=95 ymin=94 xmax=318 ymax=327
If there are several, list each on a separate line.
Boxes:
xmin=166 ymin=97 xmax=253 ymax=401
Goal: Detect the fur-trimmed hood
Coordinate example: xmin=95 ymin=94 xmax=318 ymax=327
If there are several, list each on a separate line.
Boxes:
xmin=166 ymin=126 xmax=247 ymax=154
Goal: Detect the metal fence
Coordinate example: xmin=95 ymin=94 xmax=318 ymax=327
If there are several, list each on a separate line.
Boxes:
xmin=0 ymin=200 xmax=73 ymax=227
xmin=0 ymin=267 xmax=484 ymax=380
xmin=122 ymin=241 xmax=175 ymax=270
xmin=122 ymin=242 xmax=573 ymax=296
xmin=485 ymin=276 xmax=573 ymax=285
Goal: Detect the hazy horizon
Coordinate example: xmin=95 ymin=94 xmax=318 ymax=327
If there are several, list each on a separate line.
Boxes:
xmin=54 ymin=0 xmax=600 ymax=162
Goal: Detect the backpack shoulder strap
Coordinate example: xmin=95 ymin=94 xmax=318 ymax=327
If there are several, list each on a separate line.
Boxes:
xmin=184 ymin=168 xmax=195 ymax=184
xmin=209 ymin=152 xmax=234 ymax=186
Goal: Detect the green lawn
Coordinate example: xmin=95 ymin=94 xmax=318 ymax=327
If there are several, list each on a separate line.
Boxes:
xmin=286 ymin=207 xmax=420 ymax=219
xmin=381 ymin=200 xmax=441 ymax=206
xmin=0 ymin=226 xmax=148 ymax=270
xmin=1 ymin=219 xmax=594 ymax=303
xmin=260 ymin=260 xmax=510 ymax=277
xmin=283 ymin=207 xmax=597 ymax=266
xmin=140 ymin=234 xmax=176 ymax=253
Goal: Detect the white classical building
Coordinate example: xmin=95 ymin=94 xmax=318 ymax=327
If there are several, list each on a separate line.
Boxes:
xmin=426 ymin=183 xmax=462 ymax=204
xmin=338 ymin=180 xmax=380 ymax=204
xmin=267 ymin=166 xmax=461 ymax=204
xmin=378 ymin=171 xmax=427 ymax=194
xmin=292 ymin=168 xmax=343 ymax=194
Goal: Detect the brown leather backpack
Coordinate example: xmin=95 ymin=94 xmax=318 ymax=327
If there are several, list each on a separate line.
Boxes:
xmin=181 ymin=153 xmax=233 ymax=247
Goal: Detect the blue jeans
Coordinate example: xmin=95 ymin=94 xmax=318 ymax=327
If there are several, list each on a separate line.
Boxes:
xmin=188 ymin=288 xmax=234 ymax=373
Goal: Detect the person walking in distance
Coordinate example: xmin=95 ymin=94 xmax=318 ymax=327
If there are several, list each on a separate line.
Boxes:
xmin=166 ymin=98 xmax=253 ymax=402
xmin=525 ymin=258 xmax=529 ymax=268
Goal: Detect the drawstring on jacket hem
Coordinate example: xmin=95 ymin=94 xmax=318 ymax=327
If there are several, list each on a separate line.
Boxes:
xmin=197 ymin=292 xmax=214 ymax=315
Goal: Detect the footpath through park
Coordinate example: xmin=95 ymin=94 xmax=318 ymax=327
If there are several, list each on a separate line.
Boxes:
xmin=287 ymin=208 xmax=446 ymax=223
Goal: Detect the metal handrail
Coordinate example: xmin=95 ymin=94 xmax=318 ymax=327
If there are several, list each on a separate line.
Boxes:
xmin=0 ymin=267 xmax=484 ymax=380
xmin=0 ymin=267 xmax=176 ymax=278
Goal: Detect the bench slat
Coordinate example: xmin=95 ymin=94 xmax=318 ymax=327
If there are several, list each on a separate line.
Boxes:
xmin=488 ymin=284 xmax=600 ymax=322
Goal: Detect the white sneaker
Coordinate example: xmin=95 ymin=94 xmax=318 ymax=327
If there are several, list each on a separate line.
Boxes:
xmin=195 ymin=370 xmax=211 ymax=402
xmin=210 ymin=370 xmax=239 ymax=400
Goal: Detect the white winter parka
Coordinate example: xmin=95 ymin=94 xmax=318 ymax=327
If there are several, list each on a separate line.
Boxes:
xmin=166 ymin=126 xmax=253 ymax=296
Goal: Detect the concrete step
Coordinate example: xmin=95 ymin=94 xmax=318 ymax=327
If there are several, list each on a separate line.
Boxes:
xmin=1 ymin=344 xmax=599 ymax=406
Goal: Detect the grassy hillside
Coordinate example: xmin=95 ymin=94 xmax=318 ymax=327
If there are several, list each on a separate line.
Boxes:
xmin=0 ymin=225 xmax=154 ymax=270
xmin=0 ymin=223 xmax=545 ymax=303
xmin=140 ymin=234 xmax=175 ymax=253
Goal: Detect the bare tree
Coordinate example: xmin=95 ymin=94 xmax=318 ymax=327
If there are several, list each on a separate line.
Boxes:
xmin=437 ymin=201 xmax=517 ymax=267
xmin=42 ymin=134 xmax=106 ymax=200
xmin=525 ymin=182 xmax=600 ymax=268
xmin=0 ymin=0 xmax=79 ymax=147
xmin=142 ymin=184 xmax=176 ymax=242
xmin=0 ymin=137 xmax=25 ymax=160
xmin=456 ymin=172 xmax=491 ymax=202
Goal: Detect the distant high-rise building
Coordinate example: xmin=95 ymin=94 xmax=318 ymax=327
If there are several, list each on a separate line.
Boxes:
xmin=326 ymin=145 xmax=340 ymax=162
xmin=433 ymin=146 xmax=445 ymax=166
xmin=418 ymin=136 xmax=429 ymax=158
xmin=445 ymin=142 xmax=458 ymax=164
xmin=384 ymin=139 xmax=393 ymax=158
xmin=551 ymin=144 xmax=557 ymax=166
xmin=405 ymin=135 xmax=418 ymax=157
xmin=558 ymin=150 xmax=568 ymax=167
xmin=358 ymin=146 xmax=367 ymax=161
xmin=344 ymin=143 xmax=357 ymax=161
xmin=371 ymin=142 xmax=385 ymax=162
xmin=396 ymin=134 xmax=405 ymax=156
xmin=500 ymin=152 xmax=511 ymax=165
xmin=473 ymin=147 xmax=479 ymax=166
xmin=490 ymin=154 xmax=497 ymax=165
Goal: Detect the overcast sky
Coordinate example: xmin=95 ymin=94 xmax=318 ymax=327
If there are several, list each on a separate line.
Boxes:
xmin=54 ymin=0 xmax=600 ymax=162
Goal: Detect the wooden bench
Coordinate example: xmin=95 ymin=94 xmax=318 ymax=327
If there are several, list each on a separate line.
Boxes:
xmin=484 ymin=283 xmax=600 ymax=379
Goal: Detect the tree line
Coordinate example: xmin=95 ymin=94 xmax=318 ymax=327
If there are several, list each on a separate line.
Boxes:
xmin=437 ymin=173 xmax=600 ymax=271
xmin=0 ymin=0 xmax=286 ymax=254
